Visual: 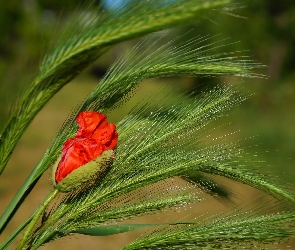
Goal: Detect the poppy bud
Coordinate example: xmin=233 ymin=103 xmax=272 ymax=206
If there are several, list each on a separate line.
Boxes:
xmin=52 ymin=111 xmax=118 ymax=192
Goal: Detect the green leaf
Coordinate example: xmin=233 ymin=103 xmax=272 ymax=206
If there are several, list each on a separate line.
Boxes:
xmin=60 ymin=223 xmax=172 ymax=236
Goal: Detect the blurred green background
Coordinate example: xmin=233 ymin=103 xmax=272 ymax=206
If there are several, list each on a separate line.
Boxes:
xmin=0 ymin=1 xmax=295 ymax=249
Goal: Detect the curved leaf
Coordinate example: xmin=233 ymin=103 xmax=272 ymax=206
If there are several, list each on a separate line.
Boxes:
xmin=60 ymin=223 xmax=192 ymax=236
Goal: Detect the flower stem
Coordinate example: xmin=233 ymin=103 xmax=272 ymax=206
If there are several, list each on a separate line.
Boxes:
xmin=0 ymin=214 xmax=34 ymax=250
xmin=16 ymin=188 xmax=59 ymax=250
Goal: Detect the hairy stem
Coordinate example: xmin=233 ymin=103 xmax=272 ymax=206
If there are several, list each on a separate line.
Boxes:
xmin=16 ymin=189 xmax=59 ymax=250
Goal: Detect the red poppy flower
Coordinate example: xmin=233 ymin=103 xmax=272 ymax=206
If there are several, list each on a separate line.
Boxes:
xmin=55 ymin=111 xmax=118 ymax=183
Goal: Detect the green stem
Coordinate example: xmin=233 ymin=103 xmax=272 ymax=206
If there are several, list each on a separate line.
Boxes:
xmin=0 ymin=214 xmax=34 ymax=250
xmin=16 ymin=189 xmax=59 ymax=250
xmin=0 ymin=160 xmax=43 ymax=233
xmin=30 ymin=205 xmax=72 ymax=249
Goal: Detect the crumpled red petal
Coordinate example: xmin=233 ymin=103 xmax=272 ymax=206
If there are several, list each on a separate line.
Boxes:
xmin=55 ymin=111 xmax=118 ymax=183
xmin=75 ymin=111 xmax=108 ymax=138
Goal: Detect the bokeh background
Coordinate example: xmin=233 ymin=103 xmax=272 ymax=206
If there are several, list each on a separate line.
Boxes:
xmin=0 ymin=0 xmax=295 ymax=249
